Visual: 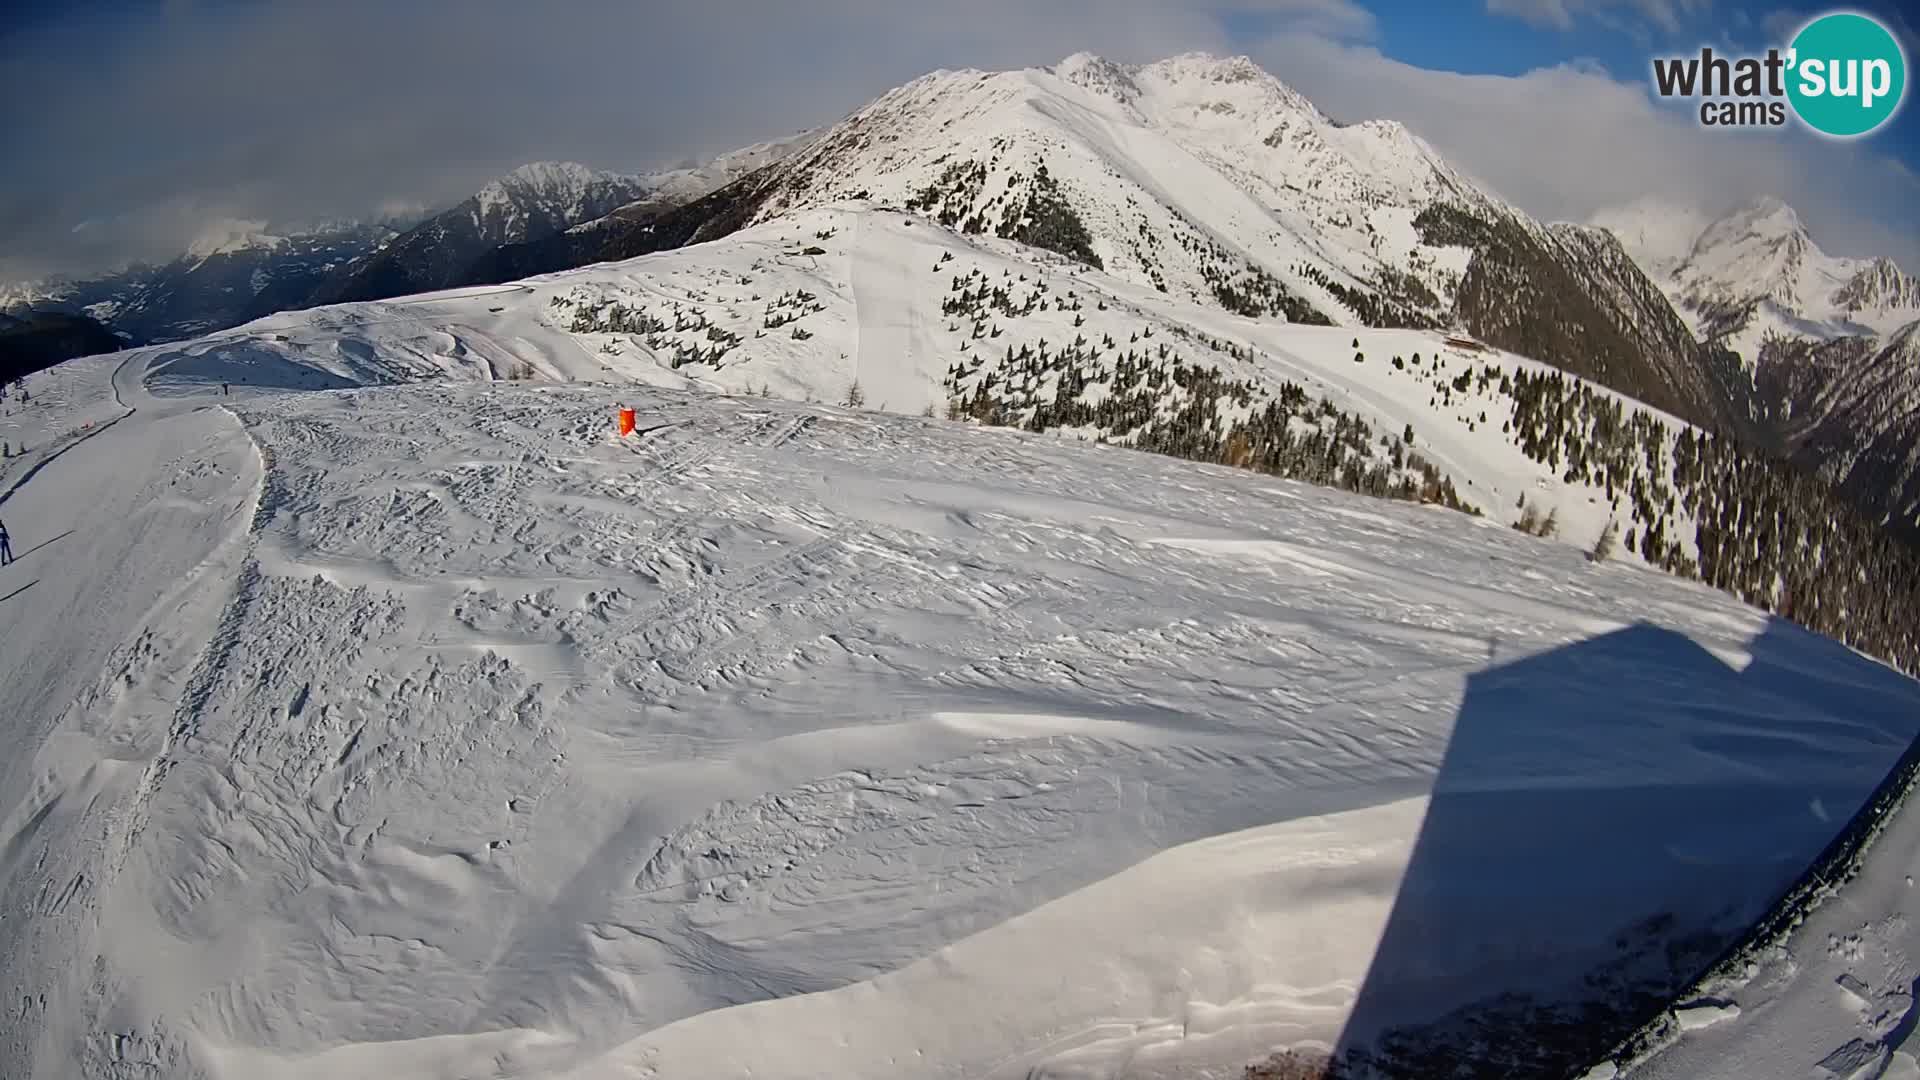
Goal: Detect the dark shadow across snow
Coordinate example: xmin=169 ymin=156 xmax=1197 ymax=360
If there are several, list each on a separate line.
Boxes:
xmin=1327 ymin=618 xmax=1920 ymax=1079
xmin=4 ymin=529 xmax=72 ymax=566
xmin=144 ymin=343 xmax=361 ymax=397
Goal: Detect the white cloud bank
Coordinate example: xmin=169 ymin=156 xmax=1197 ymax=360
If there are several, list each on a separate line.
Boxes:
xmin=0 ymin=0 xmax=1912 ymax=278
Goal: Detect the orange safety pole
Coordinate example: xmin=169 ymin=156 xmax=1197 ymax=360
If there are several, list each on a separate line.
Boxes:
xmin=617 ymin=407 xmax=636 ymax=436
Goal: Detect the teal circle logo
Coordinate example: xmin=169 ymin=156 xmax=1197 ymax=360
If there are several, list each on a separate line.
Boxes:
xmin=1787 ymin=12 xmax=1907 ymax=137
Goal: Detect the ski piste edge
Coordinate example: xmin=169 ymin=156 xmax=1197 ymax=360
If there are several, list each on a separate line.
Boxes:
xmin=1585 ymin=706 xmax=1920 ymax=1076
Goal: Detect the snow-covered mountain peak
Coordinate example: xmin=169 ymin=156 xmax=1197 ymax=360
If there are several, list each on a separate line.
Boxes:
xmin=1591 ymin=193 xmax=1920 ymax=511
xmin=1689 ymin=194 xmax=1804 ymax=251
xmin=641 ymin=131 xmax=822 ymax=204
xmin=1132 ymin=51 xmax=1323 ymax=121
xmin=185 ymin=219 xmax=288 ymax=261
xmin=686 ymin=47 xmax=1736 ymax=433
xmin=1596 ymin=193 xmax=1918 ymax=344
xmin=1724 ymin=193 xmax=1800 ymax=231
xmin=0 ymin=276 xmax=76 ymax=312
xmin=1052 ymin=51 xmax=1142 ymax=101
xmin=478 ymin=161 xmax=630 ymax=206
xmin=1044 ymin=51 xmax=1325 ymax=124
xmin=464 ymin=161 xmax=651 ymax=247
xmin=1144 ymin=51 xmax=1272 ymax=86
xmin=1672 ymin=196 xmax=1821 ymax=314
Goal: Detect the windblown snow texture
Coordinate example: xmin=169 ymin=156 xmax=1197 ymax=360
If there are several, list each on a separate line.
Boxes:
xmin=1 ymin=342 xmax=1916 ymax=1080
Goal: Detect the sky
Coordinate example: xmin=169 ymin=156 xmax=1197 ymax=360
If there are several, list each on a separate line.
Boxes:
xmin=2 ymin=0 xmax=1916 ymax=280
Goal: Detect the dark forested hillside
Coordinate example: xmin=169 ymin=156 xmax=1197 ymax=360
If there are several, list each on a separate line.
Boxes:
xmin=0 ymin=312 xmax=125 ymax=383
xmin=1414 ymin=206 xmax=1733 ymax=432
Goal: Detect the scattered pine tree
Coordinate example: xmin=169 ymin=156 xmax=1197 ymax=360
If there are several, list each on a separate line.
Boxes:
xmin=1589 ymin=518 xmax=1619 ymax=562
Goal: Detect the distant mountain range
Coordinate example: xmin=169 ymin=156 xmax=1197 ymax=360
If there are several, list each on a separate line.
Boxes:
xmin=1 ymin=220 xmax=402 ymax=345
xmin=293 ymin=163 xmax=657 ymax=308
xmin=0 ymin=138 xmax=819 ymax=357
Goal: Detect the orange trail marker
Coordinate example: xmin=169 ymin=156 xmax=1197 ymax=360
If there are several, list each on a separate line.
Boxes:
xmin=618 ymin=408 xmax=636 ymax=436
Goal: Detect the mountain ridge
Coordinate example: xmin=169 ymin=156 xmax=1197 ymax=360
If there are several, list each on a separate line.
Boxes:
xmin=490 ymin=50 xmax=1739 ymax=431
xmin=0 ymin=219 xmax=405 ymax=345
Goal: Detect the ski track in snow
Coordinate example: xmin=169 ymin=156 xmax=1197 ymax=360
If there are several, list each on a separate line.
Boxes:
xmin=1 ymin=351 xmax=1918 ymax=1079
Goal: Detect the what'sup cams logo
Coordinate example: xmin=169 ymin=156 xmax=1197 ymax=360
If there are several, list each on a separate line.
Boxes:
xmin=1652 ymin=10 xmax=1908 ymax=137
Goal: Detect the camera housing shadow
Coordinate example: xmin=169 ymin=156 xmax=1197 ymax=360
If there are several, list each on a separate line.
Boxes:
xmin=1328 ymin=617 xmax=1920 ymax=1079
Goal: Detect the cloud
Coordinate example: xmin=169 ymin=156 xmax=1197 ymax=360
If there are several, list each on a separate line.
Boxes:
xmin=1486 ymin=0 xmax=1711 ymax=34
xmin=1252 ymin=30 xmax=1920 ymax=271
xmin=1487 ymin=0 xmax=1577 ymax=31
xmin=1762 ymin=8 xmax=1810 ymax=40
xmin=1234 ymin=0 xmax=1379 ymax=39
xmin=0 ymin=0 xmax=1371 ymax=280
xmin=1 ymin=0 xmax=1913 ymax=285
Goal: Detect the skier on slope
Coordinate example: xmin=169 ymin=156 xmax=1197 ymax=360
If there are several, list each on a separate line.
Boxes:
xmin=0 ymin=518 xmax=13 ymax=567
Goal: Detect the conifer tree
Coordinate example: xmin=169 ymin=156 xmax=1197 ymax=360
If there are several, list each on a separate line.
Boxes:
xmin=1589 ymin=519 xmax=1619 ymax=562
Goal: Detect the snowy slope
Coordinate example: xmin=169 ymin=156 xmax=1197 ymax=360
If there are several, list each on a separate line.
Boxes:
xmin=3 ymin=343 xmax=1918 ymax=1080
xmin=181 ymin=204 xmax=1710 ymax=573
xmin=526 ymin=52 xmax=1728 ymax=429
xmin=1625 ymin=749 xmax=1920 ymax=1080
xmin=0 ymin=350 xmax=131 ymax=491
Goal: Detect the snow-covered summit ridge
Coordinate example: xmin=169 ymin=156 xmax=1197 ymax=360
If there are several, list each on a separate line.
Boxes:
xmin=473 ymin=161 xmax=644 ymax=218
xmin=1052 ymin=50 xmax=1143 ymax=101
xmin=743 ymin=48 xmax=1516 ymax=343
xmin=640 ymin=131 xmax=822 ymax=204
xmin=1597 ymin=194 xmax=1918 ymax=329
xmin=185 ymin=218 xmax=288 ymax=261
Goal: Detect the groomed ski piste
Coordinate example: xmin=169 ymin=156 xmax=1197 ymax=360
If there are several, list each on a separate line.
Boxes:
xmin=5 ymin=218 xmax=1920 ymax=1079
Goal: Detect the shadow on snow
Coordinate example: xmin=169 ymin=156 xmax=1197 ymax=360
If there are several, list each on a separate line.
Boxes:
xmin=1326 ymin=618 xmax=1920 ymax=1079
xmin=144 ymin=343 xmax=360 ymax=397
